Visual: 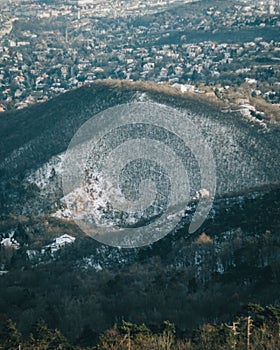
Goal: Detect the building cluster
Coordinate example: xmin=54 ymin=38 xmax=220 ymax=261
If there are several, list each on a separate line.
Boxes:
xmin=0 ymin=0 xmax=279 ymax=114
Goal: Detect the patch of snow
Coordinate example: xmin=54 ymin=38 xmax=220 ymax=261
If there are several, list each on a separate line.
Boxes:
xmin=216 ymin=259 xmax=225 ymax=274
xmin=0 ymin=237 xmax=20 ymax=249
xmin=134 ymin=92 xmax=150 ymax=102
xmin=52 ymin=171 xmax=131 ymax=227
xmin=26 ymin=250 xmax=38 ymax=260
xmin=82 ymin=257 xmax=103 ymax=271
xmin=27 ymin=152 xmax=66 ymax=190
xmin=194 ymin=189 xmax=210 ymax=200
xmin=0 ymin=143 xmax=32 ymax=171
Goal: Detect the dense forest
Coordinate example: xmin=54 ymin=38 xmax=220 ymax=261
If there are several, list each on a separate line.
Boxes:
xmin=0 ymin=186 xmax=279 ymax=339
xmin=0 ymin=80 xmax=279 ymax=349
xmin=1 ymin=303 xmax=280 ymax=349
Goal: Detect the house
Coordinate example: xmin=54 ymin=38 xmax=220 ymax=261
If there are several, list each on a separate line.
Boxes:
xmin=43 ymin=234 xmax=76 ymax=254
xmin=172 ymin=83 xmax=195 ymax=94
xmin=245 ymin=78 xmax=257 ymax=85
xmin=143 ymin=62 xmax=154 ymax=71
xmin=174 ymin=66 xmax=183 ymax=76
xmin=55 ymin=234 xmax=76 ymax=246
xmin=159 ymin=67 xmax=168 ymax=77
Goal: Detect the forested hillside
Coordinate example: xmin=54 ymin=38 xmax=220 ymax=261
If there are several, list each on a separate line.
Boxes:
xmin=0 ymin=80 xmax=279 ymax=349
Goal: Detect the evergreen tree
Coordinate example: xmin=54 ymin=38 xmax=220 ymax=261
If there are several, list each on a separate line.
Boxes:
xmin=0 ymin=319 xmax=21 ymax=350
xmin=28 ymin=319 xmax=71 ymax=350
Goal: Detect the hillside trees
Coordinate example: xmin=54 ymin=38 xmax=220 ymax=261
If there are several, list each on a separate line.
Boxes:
xmin=2 ymin=308 xmax=280 ymax=349
xmin=0 ymin=319 xmax=21 ymax=350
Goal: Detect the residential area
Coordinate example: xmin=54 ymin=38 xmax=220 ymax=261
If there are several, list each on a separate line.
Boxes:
xmin=0 ymin=0 xmax=279 ymax=122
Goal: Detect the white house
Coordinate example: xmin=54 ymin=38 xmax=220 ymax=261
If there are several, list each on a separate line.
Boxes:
xmin=44 ymin=234 xmax=76 ymax=254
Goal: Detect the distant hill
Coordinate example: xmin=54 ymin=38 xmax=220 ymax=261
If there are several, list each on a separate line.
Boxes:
xmin=0 ymin=79 xmax=279 ymax=189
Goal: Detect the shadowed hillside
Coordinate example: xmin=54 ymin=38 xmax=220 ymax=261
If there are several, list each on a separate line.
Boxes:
xmin=0 ymin=79 xmax=279 ymax=344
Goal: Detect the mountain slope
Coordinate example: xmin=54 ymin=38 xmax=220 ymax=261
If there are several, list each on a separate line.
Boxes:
xmin=0 ymin=80 xmax=279 ymax=206
xmin=0 ymin=79 xmax=279 ymax=340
